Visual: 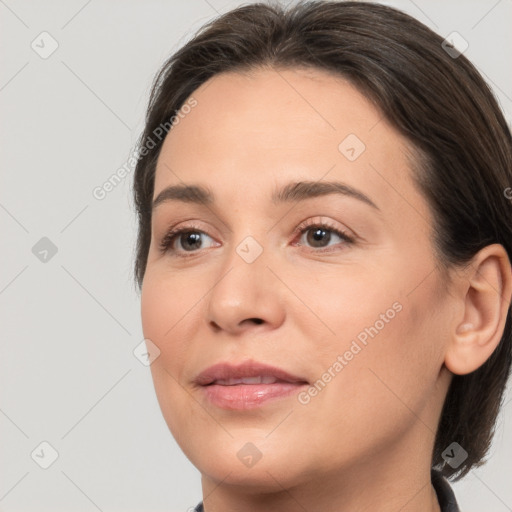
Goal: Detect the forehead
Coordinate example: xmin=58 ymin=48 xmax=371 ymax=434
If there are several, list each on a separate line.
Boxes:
xmin=153 ymin=66 xmax=426 ymax=221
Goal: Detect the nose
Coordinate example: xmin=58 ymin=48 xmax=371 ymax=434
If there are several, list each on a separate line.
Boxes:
xmin=206 ymin=239 xmax=286 ymax=335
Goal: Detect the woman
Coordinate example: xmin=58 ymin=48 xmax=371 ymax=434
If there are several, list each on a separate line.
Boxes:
xmin=132 ymin=1 xmax=512 ymax=510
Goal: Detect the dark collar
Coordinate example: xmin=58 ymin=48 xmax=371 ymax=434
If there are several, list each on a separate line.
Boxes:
xmin=193 ymin=469 xmax=460 ymax=511
xmin=432 ymin=469 xmax=461 ymax=511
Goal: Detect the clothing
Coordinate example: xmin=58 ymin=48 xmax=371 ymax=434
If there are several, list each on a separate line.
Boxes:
xmin=193 ymin=469 xmax=459 ymax=511
xmin=431 ymin=469 xmax=461 ymax=511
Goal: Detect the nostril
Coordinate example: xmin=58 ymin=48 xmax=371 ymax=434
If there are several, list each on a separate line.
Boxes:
xmin=250 ymin=318 xmax=264 ymax=325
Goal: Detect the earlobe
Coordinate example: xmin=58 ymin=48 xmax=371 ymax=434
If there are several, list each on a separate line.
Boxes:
xmin=444 ymin=244 xmax=512 ymax=376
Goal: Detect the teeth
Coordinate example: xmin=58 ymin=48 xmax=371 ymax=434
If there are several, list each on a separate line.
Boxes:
xmin=239 ymin=376 xmax=263 ymax=384
xmin=214 ymin=375 xmax=279 ymax=385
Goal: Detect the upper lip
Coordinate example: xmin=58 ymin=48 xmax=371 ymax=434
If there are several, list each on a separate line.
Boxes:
xmin=194 ymin=360 xmax=309 ymax=386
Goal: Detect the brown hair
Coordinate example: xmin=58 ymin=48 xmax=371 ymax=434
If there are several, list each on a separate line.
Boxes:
xmin=132 ymin=0 xmax=512 ymax=480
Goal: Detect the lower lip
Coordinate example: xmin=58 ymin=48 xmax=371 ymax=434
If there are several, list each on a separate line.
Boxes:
xmin=201 ymin=382 xmax=308 ymax=410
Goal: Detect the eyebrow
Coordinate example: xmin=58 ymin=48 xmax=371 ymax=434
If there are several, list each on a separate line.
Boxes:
xmin=152 ymin=180 xmax=380 ymax=211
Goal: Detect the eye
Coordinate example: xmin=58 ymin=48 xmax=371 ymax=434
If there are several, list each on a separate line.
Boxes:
xmin=293 ymin=219 xmax=354 ymax=251
xmin=159 ymin=223 xmax=217 ymax=256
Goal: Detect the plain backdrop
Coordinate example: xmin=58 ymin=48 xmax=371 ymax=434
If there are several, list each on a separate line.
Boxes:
xmin=1 ymin=0 xmax=511 ymax=511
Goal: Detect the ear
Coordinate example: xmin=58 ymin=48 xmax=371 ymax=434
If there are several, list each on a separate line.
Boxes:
xmin=444 ymin=244 xmax=512 ymax=375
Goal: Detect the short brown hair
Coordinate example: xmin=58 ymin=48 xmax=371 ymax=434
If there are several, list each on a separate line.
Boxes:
xmin=132 ymin=0 xmax=512 ymax=480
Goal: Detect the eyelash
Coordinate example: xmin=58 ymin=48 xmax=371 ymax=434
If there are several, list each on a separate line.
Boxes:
xmin=158 ymin=219 xmax=355 ymax=257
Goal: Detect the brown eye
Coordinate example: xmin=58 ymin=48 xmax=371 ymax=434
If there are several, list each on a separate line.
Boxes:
xmin=177 ymin=231 xmax=203 ymax=251
xmin=296 ymin=223 xmax=354 ymax=251
xmin=159 ymin=225 xmax=216 ymax=255
xmin=305 ymin=227 xmax=333 ymax=248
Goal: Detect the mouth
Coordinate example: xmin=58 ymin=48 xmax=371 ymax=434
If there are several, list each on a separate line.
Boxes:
xmin=209 ymin=375 xmax=296 ymax=385
xmin=194 ymin=361 xmax=309 ymax=410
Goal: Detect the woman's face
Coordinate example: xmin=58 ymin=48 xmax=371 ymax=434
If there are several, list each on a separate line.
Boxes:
xmin=141 ymin=67 xmax=455 ymax=493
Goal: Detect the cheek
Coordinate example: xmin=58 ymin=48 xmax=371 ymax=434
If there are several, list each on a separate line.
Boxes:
xmin=140 ymin=271 xmax=202 ymax=391
xmin=284 ymin=265 xmax=405 ymax=356
xmin=141 ymin=276 xmax=174 ymax=343
xmin=292 ymin=266 xmax=445 ymax=420
xmin=289 ymin=298 xmax=444 ymax=474
xmin=140 ymin=272 xmax=203 ymax=436
xmin=141 ymin=268 xmax=203 ymax=350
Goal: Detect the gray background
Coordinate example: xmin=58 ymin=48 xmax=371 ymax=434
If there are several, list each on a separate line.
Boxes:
xmin=1 ymin=0 xmax=511 ymax=510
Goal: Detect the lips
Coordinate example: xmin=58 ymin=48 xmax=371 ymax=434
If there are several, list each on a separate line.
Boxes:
xmin=194 ymin=361 xmax=309 ymax=386
xmin=194 ymin=361 xmax=309 ymax=410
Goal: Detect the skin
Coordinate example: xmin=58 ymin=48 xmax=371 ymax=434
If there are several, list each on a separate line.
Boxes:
xmin=140 ymin=67 xmax=512 ymax=512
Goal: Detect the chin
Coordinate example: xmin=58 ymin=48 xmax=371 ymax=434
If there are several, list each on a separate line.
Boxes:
xmin=181 ymin=433 xmax=313 ymax=490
